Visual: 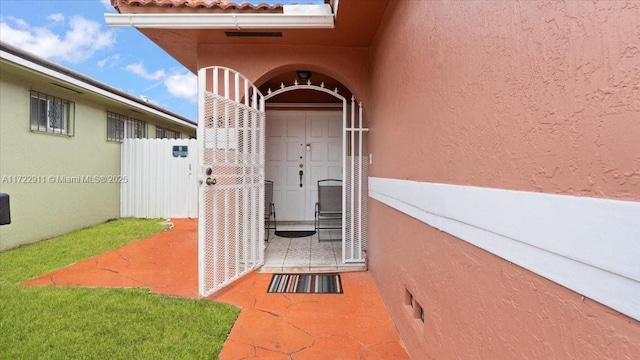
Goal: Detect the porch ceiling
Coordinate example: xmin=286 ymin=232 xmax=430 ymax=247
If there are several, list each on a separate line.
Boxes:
xmin=109 ymin=0 xmax=389 ymax=75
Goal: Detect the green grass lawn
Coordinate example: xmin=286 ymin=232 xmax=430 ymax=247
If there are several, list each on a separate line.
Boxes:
xmin=0 ymin=218 xmax=240 ymax=359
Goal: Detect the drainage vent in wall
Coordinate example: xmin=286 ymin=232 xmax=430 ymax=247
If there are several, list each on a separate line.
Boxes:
xmin=405 ymin=288 xmax=414 ymax=307
xmin=415 ymin=301 xmax=424 ymax=323
xmin=405 ymin=288 xmax=425 ymax=324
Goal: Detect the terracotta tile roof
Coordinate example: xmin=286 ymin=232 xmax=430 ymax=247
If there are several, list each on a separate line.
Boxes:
xmin=111 ymin=0 xmax=289 ymax=13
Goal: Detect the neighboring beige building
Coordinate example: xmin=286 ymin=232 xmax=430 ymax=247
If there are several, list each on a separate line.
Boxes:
xmin=0 ymin=41 xmax=196 ymax=250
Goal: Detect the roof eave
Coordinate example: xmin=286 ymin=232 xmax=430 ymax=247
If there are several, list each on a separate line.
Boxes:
xmin=104 ymin=5 xmax=335 ymax=29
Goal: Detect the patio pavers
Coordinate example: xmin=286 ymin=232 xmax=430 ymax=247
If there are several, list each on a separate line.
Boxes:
xmin=24 ymin=218 xmax=199 ymax=298
xmin=23 ymin=219 xmax=409 ymax=359
xmin=210 ymin=271 xmax=409 ymax=359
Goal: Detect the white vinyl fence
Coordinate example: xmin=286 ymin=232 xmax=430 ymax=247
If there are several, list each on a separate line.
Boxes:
xmin=121 ymin=138 xmax=199 ymax=218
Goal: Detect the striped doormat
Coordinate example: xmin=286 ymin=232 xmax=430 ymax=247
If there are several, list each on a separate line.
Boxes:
xmin=267 ymin=273 xmax=343 ymax=294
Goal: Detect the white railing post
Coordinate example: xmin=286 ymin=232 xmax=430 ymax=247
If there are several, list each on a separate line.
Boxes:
xmin=358 ymin=101 xmax=363 ymax=260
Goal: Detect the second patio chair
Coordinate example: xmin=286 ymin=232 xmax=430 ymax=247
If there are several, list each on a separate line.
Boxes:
xmin=314 ymin=179 xmax=342 ymax=241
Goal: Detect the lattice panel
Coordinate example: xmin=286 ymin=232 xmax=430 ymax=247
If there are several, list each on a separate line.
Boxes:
xmin=344 ymin=162 xmax=354 ymax=262
xmin=343 ymin=98 xmax=369 ymax=264
xmin=344 ymin=155 xmax=368 ymax=263
xmin=199 ymin=66 xmax=265 ymax=297
xmin=360 ymin=158 xmax=369 ymax=252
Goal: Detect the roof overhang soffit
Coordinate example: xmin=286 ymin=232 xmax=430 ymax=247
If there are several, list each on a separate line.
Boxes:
xmin=104 ymin=4 xmax=335 ymax=29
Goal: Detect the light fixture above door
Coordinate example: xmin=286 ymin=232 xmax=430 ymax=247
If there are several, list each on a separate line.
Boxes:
xmin=296 ymin=70 xmax=312 ymax=82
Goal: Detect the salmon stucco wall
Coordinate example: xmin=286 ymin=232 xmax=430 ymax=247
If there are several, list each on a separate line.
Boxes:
xmin=197 ymin=45 xmax=370 ymax=103
xmin=368 ymin=0 xmax=639 ymax=201
xmin=366 ymin=1 xmax=640 ymax=359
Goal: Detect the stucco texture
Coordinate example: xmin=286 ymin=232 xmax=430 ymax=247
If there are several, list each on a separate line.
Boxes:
xmin=368 ymin=0 xmax=639 ymax=201
xmin=367 ymin=1 xmax=640 ymax=359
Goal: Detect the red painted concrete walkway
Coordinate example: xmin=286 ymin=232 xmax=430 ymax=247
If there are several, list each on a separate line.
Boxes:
xmin=24 ymin=219 xmax=409 ymax=359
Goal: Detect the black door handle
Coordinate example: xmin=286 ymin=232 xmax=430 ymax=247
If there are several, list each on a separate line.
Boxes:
xmin=299 ymin=170 xmax=303 ymax=187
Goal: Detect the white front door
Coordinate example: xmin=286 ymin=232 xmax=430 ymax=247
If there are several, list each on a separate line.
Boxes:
xmin=266 ymin=110 xmax=342 ymax=222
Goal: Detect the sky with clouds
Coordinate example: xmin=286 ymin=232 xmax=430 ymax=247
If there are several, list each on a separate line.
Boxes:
xmin=0 ymin=0 xmax=198 ymax=120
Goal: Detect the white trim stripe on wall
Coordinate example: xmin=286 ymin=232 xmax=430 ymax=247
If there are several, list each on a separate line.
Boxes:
xmin=369 ymin=177 xmax=640 ymax=321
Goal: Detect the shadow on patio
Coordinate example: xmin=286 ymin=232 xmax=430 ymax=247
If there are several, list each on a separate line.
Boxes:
xmin=23 ymin=219 xmax=408 ymax=359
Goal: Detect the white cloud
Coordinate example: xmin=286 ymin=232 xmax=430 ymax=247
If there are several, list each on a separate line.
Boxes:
xmin=124 ymin=64 xmax=196 ymax=104
xmin=125 ymin=62 xmax=166 ymax=80
xmin=0 ymin=15 xmax=115 ymax=63
xmin=3 ymin=16 xmax=29 ymax=29
xmin=164 ymin=72 xmax=198 ymax=103
xmin=97 ymin=54 xmax=121 ymax=69
xmin=47 ymin=13 xmax=65 ymax=23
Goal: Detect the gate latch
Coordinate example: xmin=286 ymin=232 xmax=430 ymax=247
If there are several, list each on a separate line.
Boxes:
xmin=203 ymin=167 xmax=216 ymax=186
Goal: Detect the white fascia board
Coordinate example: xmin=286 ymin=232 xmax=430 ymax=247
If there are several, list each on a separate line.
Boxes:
xmin=282 ymin=4 xmax=332 ymax=15
xmin=104 ymin=5 xmax=334 ymax=29
xmin=1 ymin=50 xmax=195 ymax=129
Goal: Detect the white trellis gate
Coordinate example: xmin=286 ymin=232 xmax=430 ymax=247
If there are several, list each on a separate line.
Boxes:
xmin=198 ymin=66 xmax=265 ymax=297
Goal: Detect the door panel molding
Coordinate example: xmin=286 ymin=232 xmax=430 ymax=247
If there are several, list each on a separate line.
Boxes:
xmin=266 ymin=110 xmax=342 ymax=222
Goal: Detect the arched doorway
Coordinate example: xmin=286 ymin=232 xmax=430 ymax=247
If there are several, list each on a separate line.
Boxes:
xmin=261 ymin=74 xmax=369 ymax=268
xmin=264 ymin=82 xmax=346 ymax=225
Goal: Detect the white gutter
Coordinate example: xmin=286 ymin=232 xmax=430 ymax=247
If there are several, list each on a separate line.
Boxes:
xmin=104 ymin=4 xmax=334 ymax=29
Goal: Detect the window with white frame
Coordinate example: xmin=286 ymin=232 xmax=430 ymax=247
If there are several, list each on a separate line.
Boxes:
xmin=106 ymin=111 xmax=147 ymax=142
xmin=156 ymin=126 xmax=181 ymax=139
xmin=29 ymin=90 xmax=75 ymax=136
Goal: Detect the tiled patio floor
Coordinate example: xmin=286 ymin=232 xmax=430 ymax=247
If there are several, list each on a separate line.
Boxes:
xmin=23 ymin=219 xmax=408 ymax=359
xmin=262 ymin=227 xmax=366 ymax=273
